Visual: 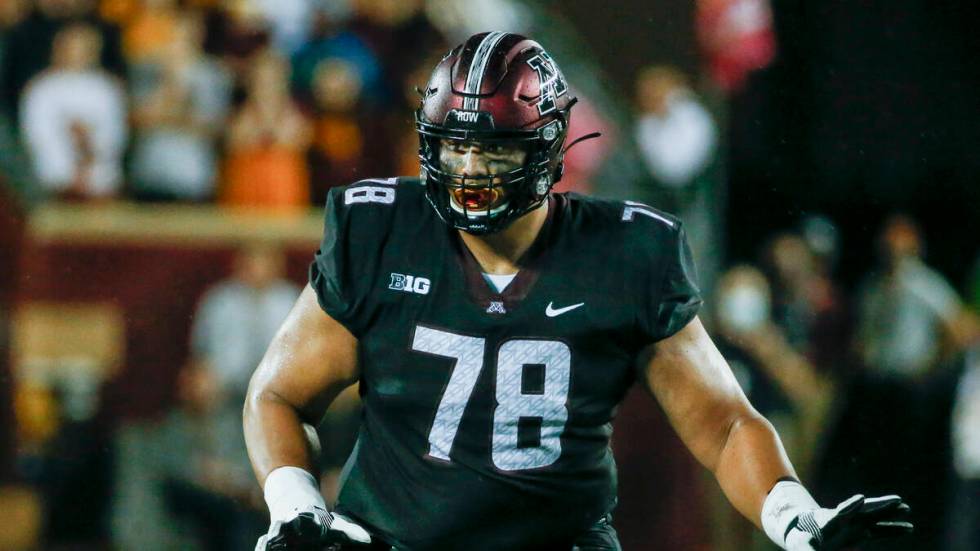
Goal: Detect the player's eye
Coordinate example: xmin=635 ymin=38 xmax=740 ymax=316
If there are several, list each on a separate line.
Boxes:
xmin=453 ymin=142 xmax=476 ymax=154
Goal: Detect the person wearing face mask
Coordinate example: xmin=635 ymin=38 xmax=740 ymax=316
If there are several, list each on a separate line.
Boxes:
xmin=711 ymin=266 xmax=839 ymax=550
xmin=714 ymin=266 xmax=831 ymax=461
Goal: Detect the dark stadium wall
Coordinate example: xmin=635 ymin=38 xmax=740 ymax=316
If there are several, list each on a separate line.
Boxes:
xmin=557 ymin=0 xmax=979 ymax=286
xmin=726 ymin=0 xmax=980 ymax=286
xmin=545 ymin=0 xmax=700 ymax=96
xmin=0 ymin=185 xmax=24 ymax=481
xmin=15 ymin=240 xmax=316 ymax=421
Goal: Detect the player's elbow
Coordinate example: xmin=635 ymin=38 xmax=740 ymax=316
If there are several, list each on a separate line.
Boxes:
xmin=710 ymin=409 xmax=775 ymax=473
xmin=243 ymin=363 xmax=292 ymax=425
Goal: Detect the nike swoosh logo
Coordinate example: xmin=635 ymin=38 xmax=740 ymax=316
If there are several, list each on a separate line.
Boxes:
xmin=546 ymin=302 xmax=585 ymax=317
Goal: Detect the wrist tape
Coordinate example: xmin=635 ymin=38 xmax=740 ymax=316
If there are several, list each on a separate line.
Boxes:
xmin=263 ymin=466 xmax=326 ymax=523
xmin=761 ymin=480 xmax=819 ymax=548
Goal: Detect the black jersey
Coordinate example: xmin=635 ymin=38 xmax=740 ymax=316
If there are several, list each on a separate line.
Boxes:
xmin=309 ymin=177 xmax=701 ymax=551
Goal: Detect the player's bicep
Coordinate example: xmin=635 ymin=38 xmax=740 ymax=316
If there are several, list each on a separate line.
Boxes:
xmin=642 ymin=316 xmax=756 ymax=471
xmin=248 ymin=284 xmax=360 ymax=423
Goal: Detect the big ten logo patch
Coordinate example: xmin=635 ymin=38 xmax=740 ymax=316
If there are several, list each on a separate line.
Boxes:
xmin=389 ymin=273 xmax=431 ymax=295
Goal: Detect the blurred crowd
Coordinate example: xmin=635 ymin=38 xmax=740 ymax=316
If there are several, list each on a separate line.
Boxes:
xmin=0 ymin=0 xmax=449 ymax=209
xmin=706 ymin=215 xmax=980 ymax=550
xmin=630 ymin=61 xmax=980 ymax=548
xmin=2 ymin=1 xmax=980 ymax=550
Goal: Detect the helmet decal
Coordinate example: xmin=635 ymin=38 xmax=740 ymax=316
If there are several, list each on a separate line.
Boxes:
xmin=462 ymin=31 xmax=508 ymax=111
xmin=526 ymin=52 xmax=568 ymax=115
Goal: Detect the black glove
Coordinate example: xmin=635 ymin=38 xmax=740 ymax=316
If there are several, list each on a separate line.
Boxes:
xmin=256 ymin=506 xmax=374 ymax=551
xmin=784 ymin=494 xmax=913 ymax=550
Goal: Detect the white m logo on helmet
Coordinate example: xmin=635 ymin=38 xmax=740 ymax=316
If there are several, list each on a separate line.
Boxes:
xmin=526 ymin=52 xmax=568 ymax=115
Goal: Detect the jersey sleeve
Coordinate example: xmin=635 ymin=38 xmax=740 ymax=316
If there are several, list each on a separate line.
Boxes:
xmin=309 ymin=181 xmax=394 ymax=338
xmin=636 ymin=218 xmax=703 ymax=342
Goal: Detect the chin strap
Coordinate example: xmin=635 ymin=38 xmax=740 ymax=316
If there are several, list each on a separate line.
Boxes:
xmin=561 ymin=132 xmax=602 ymax=155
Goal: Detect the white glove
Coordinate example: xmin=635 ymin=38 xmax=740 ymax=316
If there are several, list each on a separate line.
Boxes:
xmin=763 ymin=481 xmax=912 ymax=550
xmin=256 ymin=466 xmax=372 ymax=551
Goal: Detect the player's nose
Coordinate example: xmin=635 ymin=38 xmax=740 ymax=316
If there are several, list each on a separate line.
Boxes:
xmin=460 ymin=146 xmax=488 ymax=176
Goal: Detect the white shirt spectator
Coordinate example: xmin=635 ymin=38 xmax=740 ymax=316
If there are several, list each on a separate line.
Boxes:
xmin=953 ymin=348 xmax=980 ymax=479
xmin=635 ymin=92 xmax=717 ymax=188
xmin=20 ymin=69 xmax=127 ymax=196
xmin=859 ymin=257 xmax=962 ymax=376
xmin=191 ymin=279 xmax=300 ymax=398
xmin=253 ymin=0 xmax=314 ymax=55
xmin=129 ymin=59 xmax=232 ymax=200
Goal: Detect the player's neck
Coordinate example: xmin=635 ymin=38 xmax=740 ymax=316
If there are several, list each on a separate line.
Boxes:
xmin=458 ymin=200 xmax=549 ymax=275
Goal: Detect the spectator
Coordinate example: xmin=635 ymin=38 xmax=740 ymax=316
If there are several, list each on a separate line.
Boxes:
xmin=947 ymin=253 xmax=980 ymax=550
xmin=191 ymin=242 xmax=362 ymax=505
xmin=348 ymin=0 xmax=445 ymax=102
xmin=634 ymin=65 xmax=722 ymax=296
xmin=695 ymin=0 xmax=776 ymax=93
xmin=713 ymin=265 xmax=831 ymax=448
xmin=247 ymin=0 xmax=315 ymax=55
xmin=221 ymin=50 xmax=312 ymax=210
xmin=0 ymin=0 xmax=28 ymax=38
xmin=762 ymin=231 xmax=850 ymax=373
xmin=119 ymin=0 xmax=180 ymax=62
xmin=200 ymin=0 xmax=270 ymax=78
xmin=306 ymin=57 xmax=378 ymax=202
xmin=189 ymin=243 xmax=299 ymax=399
xmin=129 ymin=10 xmax=231 ymax=202
xmin=710 ymin=264 xmax=833 ymax=550
xmin=635 ymin=66 xmax=717 ymax=189
xmin=857 ymin=215 xmax=975 ymax=378
xmin=290 ymin=20 xmax=383 ymax=108
xmin=2 ymin=0 xmax=125 ymax=119
xmin=112 ymin=243 xmax=298 ymax=551
xmin=20 ymin=22 xmax=127 ymax=200
xmin=0 ymin=0 xmax=38 ymax=204
xmin=112 ymin=363 xmax=262 ymax=551
xmin=948 ymin=346 xmax=980 ymax=550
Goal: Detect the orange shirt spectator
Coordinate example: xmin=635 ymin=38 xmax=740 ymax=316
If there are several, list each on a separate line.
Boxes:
xmin=222 ymin=50 xmax=311 ymax=210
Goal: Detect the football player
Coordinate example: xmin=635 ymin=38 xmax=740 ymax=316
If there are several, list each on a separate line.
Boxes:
xmin=245 ymin=32 xmax=912 ymax=550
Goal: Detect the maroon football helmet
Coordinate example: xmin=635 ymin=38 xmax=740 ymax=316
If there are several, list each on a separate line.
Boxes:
xmin=416 ymin=32 xmax=577 ymax=234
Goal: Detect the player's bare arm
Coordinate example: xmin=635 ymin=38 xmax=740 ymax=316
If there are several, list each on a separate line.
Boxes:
xmin=244 ymin=285 xmax=373 ymax=549
xmin=644 ymin=316 xmax=795 ymax=523
xmin=244 ymin=284 xmax=359 ymax=482
xmin=645 ymin=317 xmax=912 ymax=549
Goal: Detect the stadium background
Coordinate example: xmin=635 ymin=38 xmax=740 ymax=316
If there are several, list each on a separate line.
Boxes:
xmin=0 ymin=0 xmax=978 ymax=549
